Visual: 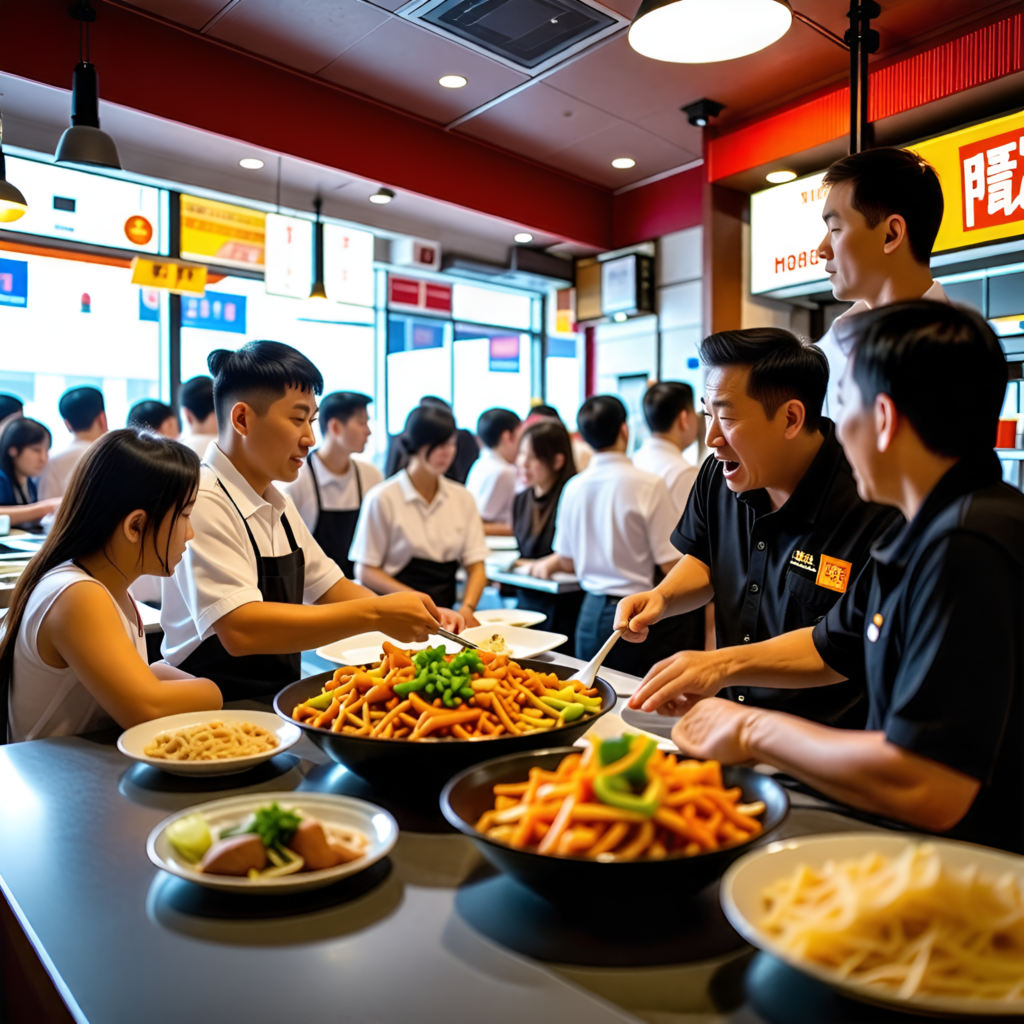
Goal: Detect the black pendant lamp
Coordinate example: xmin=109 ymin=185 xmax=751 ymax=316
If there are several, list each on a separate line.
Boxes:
xmin=0 ymin=109 xmax=28 ymax=223
xmin=309 ymin=196 xmax=327 ymax=299
xmin=55 ymin=1 xmax=121 ymax=169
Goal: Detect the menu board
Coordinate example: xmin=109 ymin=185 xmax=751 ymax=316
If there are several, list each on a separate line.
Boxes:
xmin=264 ymin=213 xmax=312 ymax=299
xmin=180 ymin=195 xmax=265 ymax=269
xmin=324 ymin=223 xmax=374 ymax=307
xmin=2 ymin=155 xmax=162 ymax=254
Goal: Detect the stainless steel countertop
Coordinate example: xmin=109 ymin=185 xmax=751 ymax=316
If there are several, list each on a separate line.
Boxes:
xmin=0 ymin=653 xmax=910 ymax=1024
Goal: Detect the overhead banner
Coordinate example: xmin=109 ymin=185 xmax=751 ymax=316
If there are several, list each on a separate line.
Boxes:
xmin=910 ymin=109 xmax=1024 ymax=254
xmin=130 ymin=257 xmax=207 ymax=295
xmin=180 ymin=195 xmax=265 ymax=269
xmin=182 ymin=291 xmax=247 ymax=334
xmin=264 ymin=213 xmax=312 ymax=299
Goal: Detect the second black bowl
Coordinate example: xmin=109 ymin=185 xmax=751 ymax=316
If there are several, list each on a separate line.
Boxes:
xmin=441 ymin=747 xmax=789 ymax=903
xmin=274 ymin=661 xmax=616 ymax=797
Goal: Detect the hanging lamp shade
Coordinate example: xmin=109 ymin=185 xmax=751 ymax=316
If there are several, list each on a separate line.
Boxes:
xmin=309 ymin=197 xmax=327 ymax=299
xmin=629 ymin=0 xmax=792 ymax=63
xmin=55 ymin=62 xmax=121 ymax=169
xmin=0 ymin=113 xmax=28 ymax=223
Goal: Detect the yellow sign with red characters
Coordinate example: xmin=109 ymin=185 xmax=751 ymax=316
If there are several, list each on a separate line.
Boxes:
xmin=816 ymin=554 xmax=853 ymax=594
xmin=910 ymin=109 xmax=1024 ymax=254
xmin=130 ymin=257 xmax=207 ymax=295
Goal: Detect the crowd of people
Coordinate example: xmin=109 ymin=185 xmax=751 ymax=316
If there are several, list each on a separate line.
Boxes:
xmin=0 ymin=146 xmax=1021 ymax=856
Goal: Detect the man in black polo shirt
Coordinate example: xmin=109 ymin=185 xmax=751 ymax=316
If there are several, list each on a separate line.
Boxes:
xmin=630 ymin=302 xmax=1024 ymax=853
xmin=620 ymin=328 xmax=896 ymax=727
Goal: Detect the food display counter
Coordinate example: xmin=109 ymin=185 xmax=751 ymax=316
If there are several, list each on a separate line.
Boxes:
xmin=0 ymin=649 xmax=936 ymax=1024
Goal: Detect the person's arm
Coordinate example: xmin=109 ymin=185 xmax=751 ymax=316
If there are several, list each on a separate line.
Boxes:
xmin=482 ymin=521 xmax=514 ymax=536
xmin=530 ymin=553 xmax=573 ymax=579
xmin=628 ymin=626 xmax=845 ymax=714
xmin=42 ymin=582 xmax=222 ymax=728
xmin=353 ymin=564 xmax=465 ymax=632
xmin=0 ymin=499 xmax=61 ymax=526
xmin=315 ymin=576 xmax=375 ymax=602
xmin=670 ymin=699 xmax=980 ymax=833
xmin=458 ymin=561 xmax=487 ymax=627
xmin=616 ymin=555 xmax=714 ymax=643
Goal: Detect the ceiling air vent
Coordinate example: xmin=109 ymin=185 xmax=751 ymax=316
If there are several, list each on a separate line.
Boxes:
xmin=401 ymin=0 xmax=626 ymax=75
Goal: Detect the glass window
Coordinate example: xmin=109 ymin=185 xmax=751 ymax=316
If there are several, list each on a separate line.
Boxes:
xmin=0 ymin=250 xmax=162 ymax=443
xmin=452 ymin=324 xmax=532 ymax=430
xmin=545 ymin=335 xmax=582 ymax=431
xmin=451 ymin=282 xmax=533 ymax=330
xmin=385 ymin=315 xmax=453 ymax=435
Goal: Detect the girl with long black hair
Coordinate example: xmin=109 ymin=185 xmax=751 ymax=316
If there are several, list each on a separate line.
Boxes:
xmin=0 ymin=417 xmax=60 ymax=530
xmin=0 ymin=430 xmax=221 ymax=743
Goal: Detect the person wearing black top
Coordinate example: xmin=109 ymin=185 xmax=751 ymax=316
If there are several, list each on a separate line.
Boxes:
xmin=511 ymin=419 xmax=584 ymax=655
xmin=0 ymin=417 xmax=59 ymax=530
xmin=620 ymin=328 xmax=897 ymax=728
xmin=630 ymin=303 xmax=1024 ymax=854
xmin=384 ymin=396 xmax=479 ymax=484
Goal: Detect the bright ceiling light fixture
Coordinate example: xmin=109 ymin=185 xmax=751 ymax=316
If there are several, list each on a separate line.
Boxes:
xmin=514 ymin=232 xmax=533 ymax=244
xmin=0 ymin=109 xmax=28 ymax=223
xmin=766 ymin=169 xmax=797 ymax=183
xmin=54 ymin=0 xmax=121 ymax=169
xmin=439 ymin=75 xmax=468 ymax=88
xmin=629 ymin=0 xmax=792 ymax=63
xmin=370 ymin=188 xmax=395 ymax=204
xmin=611 ymin=157 xmax=636 ymax=169
xmin=239 ymin=157 xmax=264 ymax=170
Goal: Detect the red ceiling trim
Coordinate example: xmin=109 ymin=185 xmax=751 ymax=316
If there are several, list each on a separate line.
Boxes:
xmin=708 ymin=12 xmax=1024 ymax=181
xmin=610 ymin=164 xmax=702 ymax=249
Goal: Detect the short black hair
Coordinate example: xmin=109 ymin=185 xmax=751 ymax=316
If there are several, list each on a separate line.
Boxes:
xmin=319 ymin=391 xmax=372 ymax=429
xmin=823 ymin=148 xmax=944 ymax=265
xmin=208 ymin=341 xmax=323 ymax=424
xmin=179 ymin=376 xmax=214 ymax=421
xmin=477 ymin=408 xmax=521 ymax=449
xmin=700 ymin=328 xmax=828 ymax=432
xmin=577 ymin=394 xmax=627 ymax=450
xmin=837 ymin=301 xmax=1007 ymax=457
xmin=530 ymin=404 xmax=563 ymax=421
xmin=59 ymin=386 xmax=105 ymax=432
xmin=419 ymin=395 xmax=451 ymax=411
xmin=401 ymin=405 xmax=457 ymax=457
xmin=0 ymin=394 xmax=24 ymax=420
xmin=643 ymin=381 xmax=694 ymax=433
xmin=128 ymin=400 xmax=176 ymax=433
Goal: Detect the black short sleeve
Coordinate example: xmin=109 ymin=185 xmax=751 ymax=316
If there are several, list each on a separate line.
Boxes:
xmin=811 ymin=557 xmax=873 ymax=684
xmin=670 ymin=457 xmax=713 ymax=565
xmin=883 ymin=532 xmax=1016 ymax=783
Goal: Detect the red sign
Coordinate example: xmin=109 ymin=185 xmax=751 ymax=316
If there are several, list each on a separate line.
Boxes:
xmin=388 ymin=275 xmax=452 ymax=314
xmin=960 ymin=127 xmax=1024 ymax=232
xmin=124 ymin=215 xmax=154 ymax=246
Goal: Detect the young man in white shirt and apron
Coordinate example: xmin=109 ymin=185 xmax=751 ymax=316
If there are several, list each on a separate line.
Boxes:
xmin=283 ymin=391 xmax=383 ymax=578
xmin=160 ymin=342 xmax=443 ymax=700
xmin=465 ymin=407 xmax=520 ymax=536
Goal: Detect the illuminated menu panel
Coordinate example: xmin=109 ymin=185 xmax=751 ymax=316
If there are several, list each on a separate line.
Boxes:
xmin=180 ymin=194 xmax=265 ymax=269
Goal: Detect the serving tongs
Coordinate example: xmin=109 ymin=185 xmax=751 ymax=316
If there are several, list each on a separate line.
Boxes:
xmin=435 ymin=626 xmax=481 ymax=650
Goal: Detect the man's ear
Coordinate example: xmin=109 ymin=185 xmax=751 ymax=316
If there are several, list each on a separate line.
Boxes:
xmin=782 ymin=399 xmax=808 ymax=439
xmin=619 ymin=421 xmax=629 ymax=446
xmin=230 ymin=401 xmax=252 ymax=437
xmin=122 ymin=509 xmax=148 ymax=544
xmin=552 ymin=452 xmax=565 ymax=472
xmin=882 ymin=214 xmax=909 ymax=255
xmin=874 ymin=394 xmax=900 ymax=452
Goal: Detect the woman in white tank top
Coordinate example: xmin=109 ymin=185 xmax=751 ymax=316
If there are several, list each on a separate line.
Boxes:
xmin=1 ymin=430 xmax=222 ymax=743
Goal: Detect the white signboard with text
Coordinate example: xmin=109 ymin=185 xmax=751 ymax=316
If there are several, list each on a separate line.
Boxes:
xmin=264 ymin=213 xmax=312 ymax=299
xmin=324 ymin=224 xmax=374 ymax=307
xmin=750 ymin=172 xmax=830 ymax=295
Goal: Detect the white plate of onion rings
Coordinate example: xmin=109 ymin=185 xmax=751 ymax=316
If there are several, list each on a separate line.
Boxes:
xmin=721 ymin=832 xmax=1024 ymax=1017
xmin=118 ymin=710 xmax=301 ymax=776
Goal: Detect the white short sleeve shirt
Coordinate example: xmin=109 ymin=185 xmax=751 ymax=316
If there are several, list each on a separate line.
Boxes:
xmin=553 ymin=452 xmax=680 ymax=597
xmin=349 ymin=470 xmax=490 ymax=578
xmin=37 ymin=438 xmax=92 ymax=500
xmin=281 ymin=453 xmax=383 ymax=534
xmin=160 ymin=444 xmax=344 ymax=666
xmin=465 ymin=448 xmax=517 ymax=526
xmin=632 ymin=437 xmax=699 ymax=518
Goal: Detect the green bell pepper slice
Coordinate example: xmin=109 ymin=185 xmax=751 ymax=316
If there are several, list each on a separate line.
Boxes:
xmin=303 ymin=690 xmax=337 ymax=711
xmin=593 ymin=773 xmax=663 ymax=817
xmin=559 ymin=702 xmax=586 ymax=723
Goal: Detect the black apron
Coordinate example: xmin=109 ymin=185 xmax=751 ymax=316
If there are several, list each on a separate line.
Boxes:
xmin=394 ymin=557 xmax=460 ymax=610
xmin=179 ymin=479 xmax=305 ymax=701
xmin=309 ymin=453 xmax=362 ymax=577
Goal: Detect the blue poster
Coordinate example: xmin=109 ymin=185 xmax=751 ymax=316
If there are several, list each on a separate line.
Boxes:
xmin=489 ymin=335 xmax=520 ymax=373
xmin=138 ymin=288 xmax=160 ymax=322
xmin=182 ymin=292 xmax=247 ymax=334
xmin=0 ymin=257 xmax=28 ymax=307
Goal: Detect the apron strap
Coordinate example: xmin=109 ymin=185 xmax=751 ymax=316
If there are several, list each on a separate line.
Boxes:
xmin=281 ymin=513 xmax=299 ymax=552
xmin=310 ymin=453 xmax=363 ymax=510
xmin=309 ymin=455 xmax=324 ymax=514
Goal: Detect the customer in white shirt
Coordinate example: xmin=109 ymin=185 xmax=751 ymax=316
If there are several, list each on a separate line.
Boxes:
xmin=633 ymin=382 xmax=700 ymax=516
xmin=532 ymin=395 xmax=683 ymax=677
xmin=283 ymin=390 xmax=383 ymax=577
xmin=38 ymin=386 xmax=108 ymax=500
xmin=160 ymin=342 xmax=445 ymax=701
xmin=178 ymin=376 xmax=219 ymax=457
xmin=465 ymin=407 xmax=520 ymax=536
xmin=813 ymin=148 xmax=949 ymax=415
xmin=1 ymin=429 xmax=221 ymax=743
xmin=352 ymin=405 xmax=490 ymax=629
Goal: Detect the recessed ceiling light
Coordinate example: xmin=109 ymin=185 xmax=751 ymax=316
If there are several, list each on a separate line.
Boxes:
xmin=612 ymin=157 xmax=636 ymax=169
xmin=766 ymin=170 xmax=797 ymax=184
xmin=370 ymin=188 xmax=396 ymax=204
xmin=439 ymin=75 xmax=468 ymax=89
xmin=514 ymin=232 xmax=533 ymax=244
xmin=239 ymin=157 xmax=264 ymax=170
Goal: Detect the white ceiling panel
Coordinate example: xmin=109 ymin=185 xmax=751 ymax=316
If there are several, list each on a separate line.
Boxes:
xmin=317 ymin=18 xmax=528 ymax=125
xmin=207 ymin=0 xmax=391 ymax=74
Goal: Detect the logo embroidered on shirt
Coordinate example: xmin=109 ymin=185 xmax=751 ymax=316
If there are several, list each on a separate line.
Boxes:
xmin=789 ymin=550 xmax=817 ymax=574
xmin=815 ymin=554 xmax=853 ymax=593
xmin=867 ymin=612 xmax=883 ymax=643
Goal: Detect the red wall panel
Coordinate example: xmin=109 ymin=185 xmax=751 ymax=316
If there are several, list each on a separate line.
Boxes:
xmin=610 ymin=164 xmax=703 ymax=249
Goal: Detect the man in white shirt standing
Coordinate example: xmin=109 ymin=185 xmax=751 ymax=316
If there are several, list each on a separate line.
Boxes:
xmin=633 ymin=381 xmax=700 ymax=517
xmin=282 ymin=390 xmax=383 ymax=577
xmin=38 ymin=386 xmax=108 ymax=500
xmin=533 ymin=394 xmax=683 ymax=677
xmin=178 ymin=376 xmax=219 ymax=458
xmin=815 ymin=148 xmax=949 ymax=415
xmin=465 ymin=407 xmax=520 ymax=536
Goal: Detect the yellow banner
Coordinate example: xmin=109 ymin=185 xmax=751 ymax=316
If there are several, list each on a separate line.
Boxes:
xmin=911 ymin=110 xmax=1024 ymax=254
xmin=179 ymin=195 xmax=265 ymax=269
xmin=131 ymin=257 xmax=208 ymax=295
